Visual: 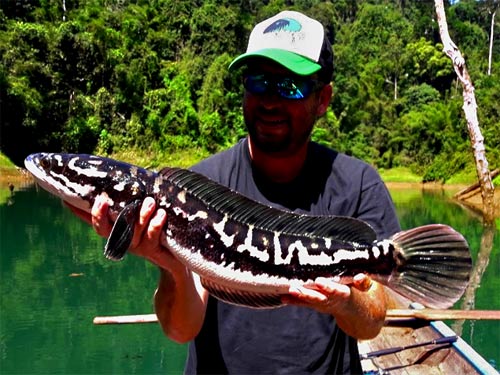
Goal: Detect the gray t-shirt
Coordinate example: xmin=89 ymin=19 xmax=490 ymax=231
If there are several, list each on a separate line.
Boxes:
xmin=185 ymin=138 xmax=400 ymax=374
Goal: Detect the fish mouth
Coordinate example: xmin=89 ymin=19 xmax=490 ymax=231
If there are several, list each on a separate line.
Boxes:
xmin=24 ymin=153 xmax=93 ymax=212
xmin=24 ymin=153 xmax=47 ymax=181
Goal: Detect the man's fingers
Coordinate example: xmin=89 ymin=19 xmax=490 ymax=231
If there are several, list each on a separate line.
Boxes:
xmin=91 ymin=194 xmax=113 ymax=237
xmin=311 ymin=277 xmax=350 ymax=295
xmin=128 ymin=205 xmax=168 ymax=265
xmin=284 ymin=275 xmax=374 ymax=313
xmin=139 ymin=197 xmax=156 ymax=227
xmin=286 ymin=279 xmax=349 ymax=314
xmin=289 ymin=285 xmax=327 ymax=301
xmin=147 ymin=209 xmax=166 ymax=241
xmin=129 ymin=197 xmax=157 ymax=250
xmin=142 ymin=209 xmax=167 ymax=261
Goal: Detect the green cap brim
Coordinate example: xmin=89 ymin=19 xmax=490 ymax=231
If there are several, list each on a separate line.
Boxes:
xmin=229 ymin=48 xmax=321 ymax=76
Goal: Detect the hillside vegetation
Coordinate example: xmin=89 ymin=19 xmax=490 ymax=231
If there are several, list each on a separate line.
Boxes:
xmin=1 ymin=0 xmax=499 ymax=183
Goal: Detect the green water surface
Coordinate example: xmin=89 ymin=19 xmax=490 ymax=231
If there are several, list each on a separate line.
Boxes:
xmin=0 ymin=186 xmax=498 ymax=374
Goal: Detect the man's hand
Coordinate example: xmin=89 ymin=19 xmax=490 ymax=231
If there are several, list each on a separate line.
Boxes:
xmin=67 ymin=193 xmax=207 ymax=342
xmin=66 ymin=194 xmax=183 ymax=272
xmin=282 ymin=274 xmax=386 ymax=339
xmin=282 ymin=274 xmax=371 ymax=314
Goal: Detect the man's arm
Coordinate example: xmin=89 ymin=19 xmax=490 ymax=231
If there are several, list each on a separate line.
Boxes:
xmin=154 ymin=266 xmax=209 ymax=343
xmin=67 ymin=195 xmax=209 ymax=343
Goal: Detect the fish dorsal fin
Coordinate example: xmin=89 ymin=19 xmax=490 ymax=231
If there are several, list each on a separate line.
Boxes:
xmin=165 ymin=169 xmax=377 ymax=244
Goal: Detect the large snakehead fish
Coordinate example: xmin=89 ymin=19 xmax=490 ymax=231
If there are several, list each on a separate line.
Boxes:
xmin=24 ymin=153 xmax=472 ymax=309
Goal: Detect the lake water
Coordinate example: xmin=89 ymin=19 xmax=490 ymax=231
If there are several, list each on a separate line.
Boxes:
xmin=1 ymin=183 xmax=499 ymax=374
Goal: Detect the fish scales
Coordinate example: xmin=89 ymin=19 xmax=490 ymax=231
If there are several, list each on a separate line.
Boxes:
xmin=24 ymin=153 xmax=472 ymax=309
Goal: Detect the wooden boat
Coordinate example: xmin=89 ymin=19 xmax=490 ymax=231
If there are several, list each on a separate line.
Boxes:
xmin=92 ymin=300 xmax=499 ymax=374
xmin=358 ymin=317 xmax=498 ymax=374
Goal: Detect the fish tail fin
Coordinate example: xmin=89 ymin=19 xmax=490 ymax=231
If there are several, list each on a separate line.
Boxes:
xmin=384 ymin=224 xmax=472 ymax=309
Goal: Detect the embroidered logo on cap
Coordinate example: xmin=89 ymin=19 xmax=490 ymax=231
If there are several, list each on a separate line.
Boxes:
xmin=263 ymin=18 xmax=302 ymax=33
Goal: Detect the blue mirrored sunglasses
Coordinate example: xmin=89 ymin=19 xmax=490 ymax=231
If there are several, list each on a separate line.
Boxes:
xmin=243 ymin=74 xmax=324 ymax=100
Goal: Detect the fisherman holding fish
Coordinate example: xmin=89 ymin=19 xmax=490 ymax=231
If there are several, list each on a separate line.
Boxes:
xmin=75 ymin=10 xmax=402 ymax=374
xmin=24 ymin=8 xmax=472 ymax=373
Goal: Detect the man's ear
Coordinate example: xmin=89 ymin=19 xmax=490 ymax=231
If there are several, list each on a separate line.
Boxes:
xmin=316 ymin=83 xmax=333 ymax=117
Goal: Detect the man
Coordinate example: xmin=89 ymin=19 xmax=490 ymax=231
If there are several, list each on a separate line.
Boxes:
xmin=74 ymin=10 xmax=400 ymax=374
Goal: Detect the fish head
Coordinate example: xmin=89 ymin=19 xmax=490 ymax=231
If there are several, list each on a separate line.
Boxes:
xmin=24 ymin=153 xmax=149 ymax=214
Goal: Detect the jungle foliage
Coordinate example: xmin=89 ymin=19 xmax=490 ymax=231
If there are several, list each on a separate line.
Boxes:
xmin=1 ymin=0 xmax=499 ymax=181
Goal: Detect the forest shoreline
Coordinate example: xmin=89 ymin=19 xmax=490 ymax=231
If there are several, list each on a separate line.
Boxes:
xmin=2 ymin=166 xmax=498 ymax=220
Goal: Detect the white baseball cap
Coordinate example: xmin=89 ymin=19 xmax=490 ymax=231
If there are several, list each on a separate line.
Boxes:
xmin=229 ymin=10 xmax=332 ymax=80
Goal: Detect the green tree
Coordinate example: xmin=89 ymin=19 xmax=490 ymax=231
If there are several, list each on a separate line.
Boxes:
xmin=403 ymin=38 xmax=454 ymax=91
xmin=198 ymin=53 xmax=245 ymax=152
xmin=0 ymin=0 xmax=497 ymax=179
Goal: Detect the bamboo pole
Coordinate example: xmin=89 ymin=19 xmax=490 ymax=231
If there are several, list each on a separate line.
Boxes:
xmin=93 ymin=313 xmax=158 ymax=325
xmin=92 ymin=310 xmax=500 ymax=325
xmin=386 ymin=309 xmax=500 ymax=321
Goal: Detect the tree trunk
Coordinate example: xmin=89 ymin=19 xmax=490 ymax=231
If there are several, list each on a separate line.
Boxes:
xmin=394 ymin=75 xmax=398 ymax=100
xmin=62 ymin=0 xmax=67 ymax=21
xmin=434 ymin=0 xmax=496 ymax=224
xmin=488 ymin=9 xmax=496 ymax=76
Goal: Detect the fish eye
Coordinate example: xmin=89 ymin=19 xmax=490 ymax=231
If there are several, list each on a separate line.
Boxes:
xmin=40 ymin=157 xmax=51 ymax=169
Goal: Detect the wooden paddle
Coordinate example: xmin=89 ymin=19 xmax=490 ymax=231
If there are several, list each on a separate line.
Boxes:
xmin=92 ymin=309 xmax=500 ymax=325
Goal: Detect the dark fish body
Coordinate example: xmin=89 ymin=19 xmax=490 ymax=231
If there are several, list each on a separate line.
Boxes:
xmin=24 ymin=153 xmax=472 ymax=309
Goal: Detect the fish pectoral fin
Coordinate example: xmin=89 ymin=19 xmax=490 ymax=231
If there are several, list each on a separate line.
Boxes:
xmin=104 ymin=200 xmax=142 ymax=261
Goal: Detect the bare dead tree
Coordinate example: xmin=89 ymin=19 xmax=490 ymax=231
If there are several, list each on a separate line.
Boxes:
xmin=487 ymin=2 xmax=498 ymax=76
xmin=434 ymin=0 xmax=496 ymax=224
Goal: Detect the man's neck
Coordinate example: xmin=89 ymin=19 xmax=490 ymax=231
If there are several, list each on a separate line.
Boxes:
xmin=247 ymin=137 xmax=309 ymax=184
